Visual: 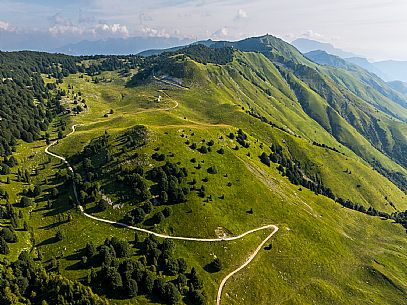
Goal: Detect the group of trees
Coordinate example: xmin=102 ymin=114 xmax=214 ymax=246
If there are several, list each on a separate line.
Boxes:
xmin=234 ymin=129 xmax=250 ymax=148
xmin=122 ymin=159 xmax=190 ymax=225
xmin=67 ymin=128 xmax=190 ymax=225
xmin=150 ymin=161 xmax=189 ymax=205
xmin=120 ymin=172 xmax=150 ymax=202
xmin=0 ymin=198 xmax=21 ymax=254
xmin=81 ymin=133 xmax=111 ymax=165
xmin=370 ymin=159 xmax=407 ymax=193
xmin=0 ymin=227 xmax=17 ymax=254
xmin=0 ymin=251 xmax=107 ymax=305
xmin=128 ymin=55 xmax=186 ymax=86
xmin=170 ymin=45 xmax=235 ymax=65
xmin=0 ymin=156 xmax=18 ymax=175
xmin=247 ymin=109 xmax=293 ymax=135
xmin=392 ymin=210 xmax=407 ymax=230
xmin=0 ymin=51 xmax=148 ymax=161
xmin=0 ymin=51 xmax=81 ymax=158
xmin=335 ymin=197 xmax=407 ymax=231
xmin=80 ymin=235 xmax=207 ymax=304
xmin=312 ymin=141 xmax=344 ymax=155
xmin=129 ymin=45 xmax=234 ymax=87
xmin=260 ymin=143 xmax=335 ymax=199
xmin=82 ymin=55 xmax=142 ymax=77
xmin=187 ymin=138 xmax=217 ymax=154
xmin=124 ymin=125 xmax=149 ymax=149
xmin=16 ymin=168 xmax=31 ymax=183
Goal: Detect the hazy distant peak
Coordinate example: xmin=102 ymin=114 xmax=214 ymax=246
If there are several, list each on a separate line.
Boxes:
xmin=292 ymin=38 xmax=358 ymax=58
xmin=56 ymin=36 xmax=194 ymax=56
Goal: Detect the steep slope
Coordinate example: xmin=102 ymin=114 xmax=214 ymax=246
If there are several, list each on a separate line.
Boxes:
xmin=129 ymin=46 xmax=407 ymax=207
xmin=145 ymin=40 xmax=407 ymax=191
xmin=208 ymin=36 xmax=407 ymax=178
xmin=304 ymin=50 xmax=407 ymax=113
xmin=305 ymin=50 xmax=354 ymax=70
xmin=212 ymin=35 xmax=316 ymax=67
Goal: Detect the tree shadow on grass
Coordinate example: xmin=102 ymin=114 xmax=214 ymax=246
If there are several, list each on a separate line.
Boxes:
xmin=142 ymin=216 xmax=159 ymax=227
xmin=37 ymin=236 xmax=58 ymax=247
xmin=39 ymin=220 xmax=67 ymax=230
xmin=85 ymin=205 xmax=101 ymax=215
xmin=203 ymin=262 xmax=219 ymax=274
xmin=64 ymin=249 xmax=83 ymax=261
xmin=66 ymin=260 xmax=86 ymax=271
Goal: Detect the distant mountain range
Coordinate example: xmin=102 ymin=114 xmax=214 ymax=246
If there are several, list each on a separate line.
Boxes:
xmin=292 ymin=38 xmax=407 ymax=82
xmin=56 ymin=36 xmax=194 ymax=56
xmin=3 ymin=32 xmax=407 ymax=84
xmin=388 ymin=80 xmax=407 ymax=95
xmin=345 ymin=56 xmax=389 ymax=80
xmin=138 ymin=39 xmax=215 ymax=57
xmin=292 ymin=38 xmax=359 ymax=58
xmin=0 ymin=32 xmax=194 ymax=57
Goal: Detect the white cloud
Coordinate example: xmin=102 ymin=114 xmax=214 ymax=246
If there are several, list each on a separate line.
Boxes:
xmin=48 ymin=13 xmax=82 ymax=35
xmin=141 ymin=26 xmax=171 ymax=38
xmin=0 ymin=20 xmax=10 ymax=31
xmin=47 ymin=12 xmax=129 ymax=37
xmin=237 ymin=9 xmax=248 ymax=19
xmin=95 ymin=23 xmax=129 ymax=36
xmin=233 ymin=8 xmax=248 ymax=22
xmin=212 ymin=27 xmax=229 ymax=39
xmin=300 ymin=30 xmax=324 ymax=40
xmin=48 ymin=16 xmax=129 ymax=38
xmin=48 ymin=25 xmax=83 ymax=35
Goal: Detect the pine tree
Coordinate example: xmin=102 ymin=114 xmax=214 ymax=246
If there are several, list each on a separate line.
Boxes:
xmin=0 ymin=236 xmax=10 ymax=254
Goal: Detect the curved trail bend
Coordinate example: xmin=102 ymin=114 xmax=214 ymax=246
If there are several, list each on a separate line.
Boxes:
xmin=44 ymin=116 xmax=279 ymax=305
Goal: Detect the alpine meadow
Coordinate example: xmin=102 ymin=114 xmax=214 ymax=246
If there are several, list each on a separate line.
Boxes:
xmin=0 ymin=3 xmax=407 ymax=305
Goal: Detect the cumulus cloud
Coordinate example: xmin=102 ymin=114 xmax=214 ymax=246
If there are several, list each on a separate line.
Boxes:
xmin=95 ymin=23 xmax=129 ymax=35
xmin=48 ymin=13 xmax=82 ymax=35
xmin=48 ymin=24 xmax=83 ymax=35
xmin=47 ymin=13 xmax=129 ymax=37
xmin=141 ymin=26 xmax=171 ymax=38
xmin=0 ymin=20 xmax=10 ymax=31
xmin=49 ymin=23 xmax=129 ymax=37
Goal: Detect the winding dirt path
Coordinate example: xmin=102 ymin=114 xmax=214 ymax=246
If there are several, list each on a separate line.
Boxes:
xmin=44 ymin=112 xmax=279 ymax=305
xmin=216 ymin=225 xmax=279 ymax=305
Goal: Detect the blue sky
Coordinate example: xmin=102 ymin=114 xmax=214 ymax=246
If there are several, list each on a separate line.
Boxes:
xmin=1 ymin=0 xmax=407 ymax=59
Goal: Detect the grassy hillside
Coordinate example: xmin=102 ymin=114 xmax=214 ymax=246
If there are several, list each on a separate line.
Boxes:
xmin=1 ymin=45 xmax=407 ymax=305
xmin=197 ymin=36 xmax=407 ymax=178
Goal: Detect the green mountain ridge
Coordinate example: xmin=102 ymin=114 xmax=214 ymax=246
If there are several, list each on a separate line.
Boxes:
xmin=134 ymin=40 xmax=407 ymax=190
